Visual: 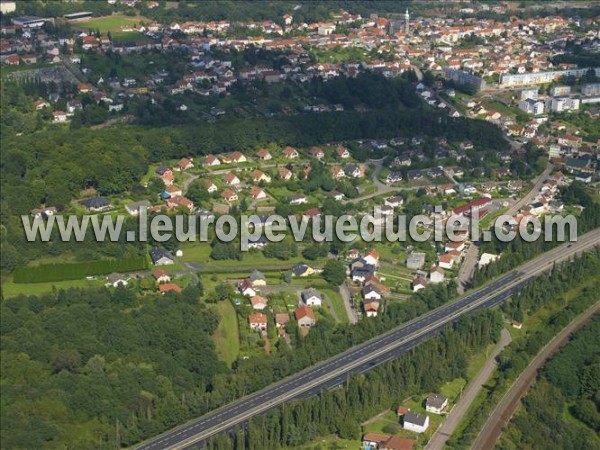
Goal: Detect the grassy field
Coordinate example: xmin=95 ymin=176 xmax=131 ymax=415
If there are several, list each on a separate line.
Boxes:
xmin=2 ymin=278 xmax=104 ymax=298
xmin=211 ymin=301 xmax=240 ymax=367
xmin=322 ymin=288 xmax=349 ymax=324
xmin=76 ymin=14 xmax=146 ymax=32
xmin=179 ymin=243 xmax=327 ymax=271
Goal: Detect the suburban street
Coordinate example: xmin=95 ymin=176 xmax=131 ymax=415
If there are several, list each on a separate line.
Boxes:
xmin=425 ymin=328 xmax=512 ymax=450
xmin=136 ymin=229 xmax=600 ymax=450
xmin=470 ymin=300 xmax=600 ymax=450
xmin=504 ymin=163 xmax=554 ymax=218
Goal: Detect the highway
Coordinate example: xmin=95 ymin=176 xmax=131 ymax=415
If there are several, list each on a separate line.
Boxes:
xmin=136 ymin=229 xmax=600 ymax=450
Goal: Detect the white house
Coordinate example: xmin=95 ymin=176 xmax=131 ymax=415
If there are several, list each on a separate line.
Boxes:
xmin=403 ymin=411 xmax=429 ymax=433
xmin=301 ymin=289 xmax=322 ymax=307
xmin=425 ymin=394 xmax=448 ymax=414
xmin=248 ymin=313 xmax=267 ymax=331
xmin=430 ymin=267 xmax=445 ymax=284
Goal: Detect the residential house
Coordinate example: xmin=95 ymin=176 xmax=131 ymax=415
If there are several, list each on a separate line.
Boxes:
xmin=30 ymin=206 xmax=57 ymax=219
xmin=310 ymin=146 xmax=325 ymax=159
xmin=445 ymin=240 xmax=465 ymax=253
xmin=278 ymin=167 xmax=293 ymax=181
xmin=438 ymin=253 xmax=454 ymax=270
xmin=53 ymin=111 xmax=68 ymax=122
xmin=80 ymin=196 xmax=111 ymax=212
xmin=252 ymin=169 xmax=271 ymax=183
xmin=152 ymin=269 xmax=171 ymax=283
xmin=106 ymin=273 xmax=129 ymax=288
xmin=174 ymin=157 xmax=194 ymax=171
xmin=430 ymin=267 xmax=445 ymax=284
xmin=412 ymin=276 xmax=427 ymax=292
xmin=247 ymin=187 xmax=266 ymax=201
xmin=289 ymin=194 xmax=308 ymax=205
xmin=238 ymin=279 xmax=257 ymax=297
xmin=362 ymin=434 xmax=415 ymax=450
xmin=250 ymin=295 xmax=268 ymax=310
xmin=295 ymin=306 xmax=316 ymax=327
xmin=425 ymin=394 xmax=448 ymax=414
xmin=301 ymin=288 xmax=322 ymax=307
xmin=249 ymin=269 xmax=267 ymax=286
xmin=329 ymin=190 xmax=345 ymax=201
xmin=158 ymin=283 xmax=182 ymax=294
xmin=386 ymin=172 xmax=403 ymax=184
xmin=165 ymin=185 xmax=183 ymax=197
xmin=330 ymin=165 xmax=345 ymax=179
xmin=203 ymin=179 xmax=218 ymax=193
xmin=204 ymin=154 xmax=221 ymax=166
xmin=384 ymin=196 xmax=404 ymax=208
xmin=125 ymin=200 xmax=151 ymax=216
xmin=283 ymin=146 xmax=299 ymax=159
xmin=363 ymin=299 xmax=380 ymax=318
xmin=150 ymin=247 xmax=174 ymax=265
xmin=292 ymin=263 xmax=315 ymax=277
xmin=223 ymin=172 xmax=240 ymax=185
xmin=336 ymin=145 xmax=350 ymax=158
xmin=345 ymin=164 xmax=363 ymax=178
xmin=166 ymin=196 xmax=194 ymax=212
xmin=351 ymin=265 xmax=376 ymax=283
xmin=362 ymin=284 xmax=382 ymax=301
xmin=364 ymin=249 xmax=380 ymax=266
xmin=256 ymin=148 xmax=272 ymax=160
xmin=221 ymin=151 xmax=247 ymax=164
xmin=403 ymin=411 xmax=429 ymax=434
xmin=248 ymin=313 xmax=268 ymax=331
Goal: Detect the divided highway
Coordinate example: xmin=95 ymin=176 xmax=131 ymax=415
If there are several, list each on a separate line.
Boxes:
xmin=136 ymin=229 xmax=600 ymax=450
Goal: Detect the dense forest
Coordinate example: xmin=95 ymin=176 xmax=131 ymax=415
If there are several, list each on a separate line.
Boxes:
xmin=497 ymin=316 xmax=600 ymax=450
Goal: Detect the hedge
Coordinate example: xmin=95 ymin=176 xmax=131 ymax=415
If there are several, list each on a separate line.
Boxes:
xmin=13 ymin=257 xmax=149 ymax=283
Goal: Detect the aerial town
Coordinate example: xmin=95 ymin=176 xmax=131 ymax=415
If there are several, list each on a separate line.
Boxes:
xmin=1 ymin=1 xmax=599 ymax=450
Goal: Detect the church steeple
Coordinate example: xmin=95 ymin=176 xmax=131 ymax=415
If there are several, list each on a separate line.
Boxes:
xmin=405 ymin=8 xmax=410 ymax=34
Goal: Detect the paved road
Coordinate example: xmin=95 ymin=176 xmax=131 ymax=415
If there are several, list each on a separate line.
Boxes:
xmin=135 ymin=229 xmax=600 ymax=450
xmin=504 ymin=163 xmax=553 ymax=218
xmin=457 ymin=243 xmax=479 ymax=294
xmin=470 ymin=300 xmax=600 ymax=450
xmin=425 ymin=328 xmax=512 ymax=450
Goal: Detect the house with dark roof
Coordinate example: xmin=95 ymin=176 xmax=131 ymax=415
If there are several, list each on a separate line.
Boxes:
xmin=80 ymin=196 xmax=111 ymax=212
xmin=403 ymin=410 xmax=429 ymax=433
xmin=425 ymin=393 xmax=448 ymax=414
xmin=150 ymin=247 xmax=174 ymax=266
xmin=301 ymin=288 xmax=322 ymax=307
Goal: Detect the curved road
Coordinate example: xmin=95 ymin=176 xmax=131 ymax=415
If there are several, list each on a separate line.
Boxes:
xmin=135 ymin=229 xmax=600 ymax=450
xmin=470 ymin=300 xmax=600 ymax=450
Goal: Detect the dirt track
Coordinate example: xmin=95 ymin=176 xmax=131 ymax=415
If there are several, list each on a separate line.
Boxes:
xmin=469 ymin=301 xmax=600 ymax=450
